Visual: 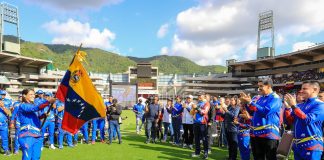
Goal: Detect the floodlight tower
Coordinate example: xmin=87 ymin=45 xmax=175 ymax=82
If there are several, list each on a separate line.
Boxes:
xmin=0 ymin=2 xmax=20 ymax=54
xmin=257 ymin=10 xmax=274 ymax=59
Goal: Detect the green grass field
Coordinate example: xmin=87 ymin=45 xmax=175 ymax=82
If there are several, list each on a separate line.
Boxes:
xmin=1 ymin=110 xmax=293 ymax=160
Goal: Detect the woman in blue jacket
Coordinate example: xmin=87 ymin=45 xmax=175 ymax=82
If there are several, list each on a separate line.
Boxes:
xmin=18 ymin=88 xmax=55 ymax=160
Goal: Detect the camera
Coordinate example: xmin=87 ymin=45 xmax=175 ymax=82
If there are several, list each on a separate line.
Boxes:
xmin=145 ymin=95 xmax=154 ymax=105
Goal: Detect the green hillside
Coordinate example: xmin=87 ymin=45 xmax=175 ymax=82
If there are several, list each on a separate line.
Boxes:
xmin=20 ymin=42 xmax=136 ymax=73
xmin=20 ymin=41 xmax=226 ymax=74
xmin=129 ymin=55 xmax=226 ymax=74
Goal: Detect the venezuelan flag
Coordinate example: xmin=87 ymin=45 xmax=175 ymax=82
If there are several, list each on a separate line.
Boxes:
xmin=56 ymin=51 xmax=106 ymax=134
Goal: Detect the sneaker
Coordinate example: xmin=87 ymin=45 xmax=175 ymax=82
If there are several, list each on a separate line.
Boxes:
xmin=49 ymin=144 xmax=56 ymax=149
xmin=59 ymin=146 xmax=63 ymax=149
xmin=91 ymin=141 xmax=95 ymax=145
xmin=182 ymin=144 xmax=187 ymax=148
xmin=145 ymin=140 xmax=150 ymax=144
xmin=203 ymin=153 xmax=208 ymax=159
xmin=189 ymin=145 xmax=193 ymax=150
xmin=41 ymin=147 xmax=44 ymax=151
xmin=68 ymin=145 xmax=74 ymax=148
xmin=101 ymin=140 xmax=105 ymax=143
xmin=191 ymin=153 xmax=199 ymax=158
xmin=4 ymin=150 xmax=11 ymax=156
xmin=13 ymin=151 xmax=19 ymax=155
xmin=208 ymin=150 xmax=212 ymax=154
xmin=73 ymin=140 xmax=78 ymax=146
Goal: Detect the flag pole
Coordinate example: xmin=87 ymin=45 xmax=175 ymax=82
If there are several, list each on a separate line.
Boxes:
xmin=41 ymin=43 xmax=83 ymax=128
xmin=69 ymin=43 xmax=83 ymax=66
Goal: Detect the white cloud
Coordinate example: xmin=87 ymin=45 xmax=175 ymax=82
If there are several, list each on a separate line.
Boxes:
xmin=243 ymin=43 xmax=257 ymax=61
xmin=171 ymin=35 xmax=236 ymax=66
xmin=160 ymin=46 xmax=169 ymax=55
xmin=24 ymin=0 xmax=122 ymax=11
xmin=167 ymin=0 xmax=324 ymax=65
xmin=276 ymin=33 xmax=285 ymax=46
xmin=292 ymin=41 xmax=316 ymax=51
xmin=43 ymin=19 xmax=116 ymax=50
xmin=157 ymin=24 xmax=169 ymax=39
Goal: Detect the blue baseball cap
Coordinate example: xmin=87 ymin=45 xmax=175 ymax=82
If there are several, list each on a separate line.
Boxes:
xmin=36 ymin=90 xmax=44 ymax=94
xmin=0 ymin=90 xmax=7 ymax=95
xmin=44 ymin=92 xmax=53 ymax=97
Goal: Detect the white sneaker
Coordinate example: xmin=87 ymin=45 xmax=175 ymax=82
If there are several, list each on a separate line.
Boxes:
xmin=49 ymin=144 xmax=56 ymax=149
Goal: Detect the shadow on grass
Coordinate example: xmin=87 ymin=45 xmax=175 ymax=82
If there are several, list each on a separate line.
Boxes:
xmin=121 ymin=128 xmax=229 ymax=159
xmin=128 ymin=143 xmax=192 ymax=159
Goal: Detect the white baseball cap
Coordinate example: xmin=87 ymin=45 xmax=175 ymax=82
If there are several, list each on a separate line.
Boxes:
xmin=186 ymin=95 xmax=193 ymax=99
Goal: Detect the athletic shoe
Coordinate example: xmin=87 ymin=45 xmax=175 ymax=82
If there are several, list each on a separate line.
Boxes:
xmin=203 ymin=153 xmax=208 ymax=159
xmin=191 ymin=153 xmax=199 ymax=158
xmin=49 ymin=144 xmax=56 ymax=149
xmin=4 ymin=150 xmax=11 ymax=156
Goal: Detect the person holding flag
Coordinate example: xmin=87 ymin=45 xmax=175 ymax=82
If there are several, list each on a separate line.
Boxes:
xmin=18 ymin=88 xmax=56 ymax=160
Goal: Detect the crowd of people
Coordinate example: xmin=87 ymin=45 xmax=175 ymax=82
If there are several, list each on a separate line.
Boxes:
xmin=0 ymin=89 xmax=122 ymax=159
xmin=133 ymin=79 xmax=324 ymax=160
xmin=272 ymin=69 xmax=324 ymax=84
xmin=1 ymin=79 xmax=324 ymax=160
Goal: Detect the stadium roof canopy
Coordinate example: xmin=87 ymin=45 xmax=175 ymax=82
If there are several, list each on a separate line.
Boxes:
xmin=0 ymin=52 xmax=52 ymax=74
xmin=229 ymin=43 xmax=324 ymax=77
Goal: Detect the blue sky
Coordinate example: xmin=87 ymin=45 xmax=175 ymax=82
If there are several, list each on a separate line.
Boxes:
xmin=7 ymin=0 xmax=324 ymax=66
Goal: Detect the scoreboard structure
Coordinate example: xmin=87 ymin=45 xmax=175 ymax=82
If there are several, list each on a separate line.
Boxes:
xmin=129 ymin=63 xmax=158 ymax=98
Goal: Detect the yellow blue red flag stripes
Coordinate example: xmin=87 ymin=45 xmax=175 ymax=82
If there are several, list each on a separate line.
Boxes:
xmin=56 ymin=51 xmax=106 ymax=134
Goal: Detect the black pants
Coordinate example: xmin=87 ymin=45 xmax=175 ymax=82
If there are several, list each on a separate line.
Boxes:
xmin=156 ymin=120 xmax=163 ymax=140
xmin=225 ymin=130 xmax=238 ymax=160
xmin=172 ymin=117 xmax=181 ymax=144
xmin=207 ymin=123 xmax=217 ymax=150
xmin=183 ymin=124 xmax=194 ymax=145
xmin=251 ymin=137 xmax=278 ymax=160
xmin=193 ymin=123 xmax=208 ymax=155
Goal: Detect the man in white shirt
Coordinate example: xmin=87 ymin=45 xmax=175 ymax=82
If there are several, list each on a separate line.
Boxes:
xmin=182 ymin=95 xmax=194 ymax=149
